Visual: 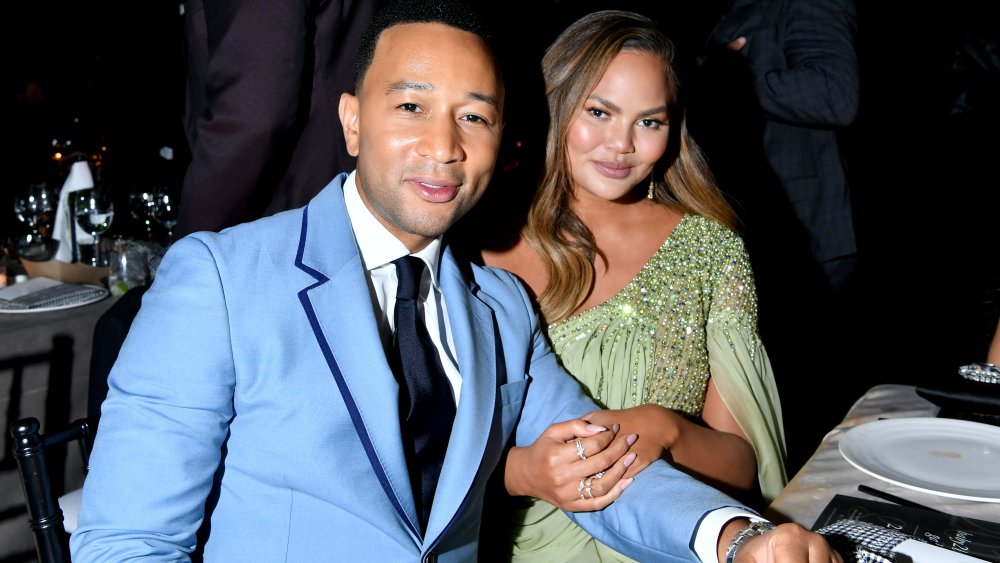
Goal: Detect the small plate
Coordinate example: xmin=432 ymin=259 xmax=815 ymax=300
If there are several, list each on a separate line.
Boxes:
xmin=839 ymin=417 xmax=1000 ymax=503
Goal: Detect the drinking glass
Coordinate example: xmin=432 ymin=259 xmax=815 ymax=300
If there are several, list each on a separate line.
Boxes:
xmin=152 ymin=191 xmax=179 ymax=244
xmin=74 ymin=188 xmax=115 ymax=267
xmin=13 ymin=184 xmax=57 ymax=261
xmin=14 ymin=184 xmax=55 ymax=238
xmin=130 ymin=189 xmax=158 ymax=240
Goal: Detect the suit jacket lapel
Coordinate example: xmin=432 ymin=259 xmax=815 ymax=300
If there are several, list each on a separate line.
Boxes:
xmin=425 ymin=246 xmax=499 ymax=543
xmin=294 ymin=177 xmax=422 ymax=540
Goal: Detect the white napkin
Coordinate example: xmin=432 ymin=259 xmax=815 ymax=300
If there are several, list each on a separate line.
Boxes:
xmin=52 ymin=160 xmax=96 ymax=262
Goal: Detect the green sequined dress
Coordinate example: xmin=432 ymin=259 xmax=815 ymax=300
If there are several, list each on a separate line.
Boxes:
xmin=507 ymin=214 xmax=787 ymax=562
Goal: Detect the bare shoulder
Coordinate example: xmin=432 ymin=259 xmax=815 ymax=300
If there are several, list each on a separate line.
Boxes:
xmin=481 ymin=237 xmax=548 ymax=298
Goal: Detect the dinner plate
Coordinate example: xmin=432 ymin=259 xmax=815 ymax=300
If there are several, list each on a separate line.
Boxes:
xmin=839 ymin=417 xmax=1000 ymax=502
xmin=0 ymin=285 xmax=109 ymax=314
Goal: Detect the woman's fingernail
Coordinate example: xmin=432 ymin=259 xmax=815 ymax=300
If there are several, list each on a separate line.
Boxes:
xmin=585 ymin=424 xmax=607 ymax=432
xmin=612 ymin=423 xmax=620 ymax=433
xmin=620 ymin=478 xmax=634 ymax=491
xmin=623 ymin=453 xmax=637 ymax=467
xmin=626 ymin=433 xmax=638 ymax=445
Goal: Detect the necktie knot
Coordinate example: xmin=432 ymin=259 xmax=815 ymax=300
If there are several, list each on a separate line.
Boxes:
xmin=393 ymin=255 xmax=424 ymax=301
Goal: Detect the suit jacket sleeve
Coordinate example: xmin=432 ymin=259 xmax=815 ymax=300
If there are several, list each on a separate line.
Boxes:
xmin=743 ymin=0 xmax=860 ymax=127
xmin=177 ymin=0 xmax=311 ymax=235
xmin=497 ymin=270 xmax=745 ymax=562
xmin=71 ymin=236 xmax=236 ymax=560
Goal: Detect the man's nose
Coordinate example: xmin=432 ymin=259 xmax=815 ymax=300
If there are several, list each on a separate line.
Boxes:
xmin=416 ymin=116 xmax=465 ymax=164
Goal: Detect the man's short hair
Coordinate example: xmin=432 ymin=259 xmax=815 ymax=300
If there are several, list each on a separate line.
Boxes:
xmin=354 ymin=0 xmax=497 ymax=93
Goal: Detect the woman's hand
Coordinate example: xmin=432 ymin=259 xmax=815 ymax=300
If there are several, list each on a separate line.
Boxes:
xmin=504 ymin=418 xmax=638 ymax=512
xmin=584 ymin=404 xmax=678 ymax=478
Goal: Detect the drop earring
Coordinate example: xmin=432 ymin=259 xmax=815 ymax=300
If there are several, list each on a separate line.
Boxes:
xmin=647 ymin=175 xmax=655 ymax=200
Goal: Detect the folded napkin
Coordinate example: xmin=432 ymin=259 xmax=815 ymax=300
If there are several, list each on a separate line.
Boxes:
xmin=52 ymin=160 xmax=96 ymax=262
xmin=0 ymin=277 xmax=106 ymax=311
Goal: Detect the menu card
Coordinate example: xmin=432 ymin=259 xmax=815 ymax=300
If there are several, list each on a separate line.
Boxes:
xmin=812 ymin=494 xmax=1000 ymax=562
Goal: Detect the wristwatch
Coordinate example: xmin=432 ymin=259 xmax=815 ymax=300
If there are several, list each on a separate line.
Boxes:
xmin=725 ymin=520 xmax=776 ymax=563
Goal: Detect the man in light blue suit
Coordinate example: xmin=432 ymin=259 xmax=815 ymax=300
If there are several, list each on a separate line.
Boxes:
xmin=72 ymin=1 xmax=838 ymax=561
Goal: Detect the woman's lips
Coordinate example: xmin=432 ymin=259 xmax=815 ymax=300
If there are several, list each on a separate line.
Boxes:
xmin=592 ymin=161 xmax=633 ymax=179
xmin=408 ymin=178 xmax=461 ymax=203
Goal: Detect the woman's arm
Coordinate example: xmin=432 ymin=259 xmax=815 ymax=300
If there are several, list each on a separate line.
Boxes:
xmin=586 ymin=381 xmax=758 ymax=495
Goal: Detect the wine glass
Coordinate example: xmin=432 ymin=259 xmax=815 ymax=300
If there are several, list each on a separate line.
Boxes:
xmin=152 ymin=191 xmax=179 ymax=244
xmin=14 ymin=184 xmax=55 ymax=237
xmin=129 ymin=189 xmax=158 ymax=240
xmin=74 ymin=188 xmax=115 ymax=267
xmin=13 ymin=184 xmax=57 ymax=261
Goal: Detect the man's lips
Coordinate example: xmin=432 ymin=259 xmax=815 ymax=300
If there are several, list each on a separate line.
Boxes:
xmin=592 ymin=161 xmax=633 ymax=179
xmin=407 ymin=177 xmax=462 ymax=203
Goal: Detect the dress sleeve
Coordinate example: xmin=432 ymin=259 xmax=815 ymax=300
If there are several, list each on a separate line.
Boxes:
xmin=705 ymin=235 xmax=788 ymax=501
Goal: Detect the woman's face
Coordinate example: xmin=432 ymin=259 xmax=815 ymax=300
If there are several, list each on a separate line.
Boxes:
xmin=566 ymin=50 xmax=670 ymax=204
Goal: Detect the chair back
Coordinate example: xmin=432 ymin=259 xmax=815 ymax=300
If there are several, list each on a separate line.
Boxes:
xmin=10 ymin=416 xmax=95 ymax=563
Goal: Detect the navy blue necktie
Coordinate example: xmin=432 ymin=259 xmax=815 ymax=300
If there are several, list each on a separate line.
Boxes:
xmin=391 ymin=255 xmax=455 ymax=531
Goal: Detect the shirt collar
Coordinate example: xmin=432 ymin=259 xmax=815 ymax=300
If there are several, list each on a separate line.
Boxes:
xmin=343 ymin=171 xmax=442 ymax=287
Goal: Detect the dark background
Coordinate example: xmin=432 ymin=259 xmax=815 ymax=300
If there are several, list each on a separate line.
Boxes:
xmin=7 ymin=0 xmax=999 ymax=475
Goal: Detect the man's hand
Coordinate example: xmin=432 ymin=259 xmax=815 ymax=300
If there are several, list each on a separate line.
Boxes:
xmin=720 ymin=520 xmax=843 ymax=563
xmin=504 ymin=419 xmax=637 ymax=512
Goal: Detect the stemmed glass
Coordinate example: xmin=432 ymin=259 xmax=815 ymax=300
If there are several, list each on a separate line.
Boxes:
xmin=14 ymin=184 xmax=55 ymax=237
xmin=129 ymin=189 xmax=158 ymax=240
xmin=13 ymin=184 xmax=56 ymax=260
xmin=74 ymin=188 xmax=115 ymax=267
xmin=152 ymin=191 xmax=179 ymax=244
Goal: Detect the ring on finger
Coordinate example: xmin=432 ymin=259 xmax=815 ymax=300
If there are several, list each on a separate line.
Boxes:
xmin=578 ymin=479 xmax=586 ymax=492
xmin=593 ymin=470 xmax=605 ymax=479
xmin=584 ymin=478 xmax=593 ymax=489
xmin=585 ymin=487 xmax=594 ymax=499
xmin=575 ymin=438 xmax=587 ymax=461
xmin=579 ymin=492 xmax=586 ymax=500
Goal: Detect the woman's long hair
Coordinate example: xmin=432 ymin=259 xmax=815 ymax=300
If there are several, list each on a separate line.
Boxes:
xmin=524 ymin=10 xmax=739 ymax=322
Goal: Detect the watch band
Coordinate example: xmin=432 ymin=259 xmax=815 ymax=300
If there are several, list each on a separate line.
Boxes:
xmin=725 ymin=520 xmax=776 ymax=563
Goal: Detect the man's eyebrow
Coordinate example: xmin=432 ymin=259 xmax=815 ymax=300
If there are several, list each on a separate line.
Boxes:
xmin=386 ymin=80 xmax=433 ymax=94
xmin=467 ymin=91 xmax=499 ymax=110
xmin=385 ymin=81 xmax=498 ymax=109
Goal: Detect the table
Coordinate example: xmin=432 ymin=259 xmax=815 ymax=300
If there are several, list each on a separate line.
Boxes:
xmin=766 ymin=383 xmax=1000 ymax=527
xmin=0 ymin=296 xmax=116 ymax=561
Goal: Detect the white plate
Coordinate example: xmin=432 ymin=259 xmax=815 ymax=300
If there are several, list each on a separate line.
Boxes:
xmin=839 ymin=417 xmax=1000 ymax=502
xmin=0 ymin=285 xmax=109 ymax=314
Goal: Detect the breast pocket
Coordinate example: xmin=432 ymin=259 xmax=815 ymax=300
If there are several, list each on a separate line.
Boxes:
xmin=498 ymin=377 xmax=529 ymax=441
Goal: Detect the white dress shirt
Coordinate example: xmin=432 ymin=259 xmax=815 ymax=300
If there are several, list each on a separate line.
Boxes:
xmin=342 ymin=171 xmax=758 ymax=562
xmin=343 ymin=172 xmax=463 ymax=405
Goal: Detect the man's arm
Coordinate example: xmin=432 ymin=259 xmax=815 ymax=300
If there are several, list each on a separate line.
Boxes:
xmin=737 ymin=0 xmax=860 ymax=127
xmin=71 ymin=237 xmax=236 ymax=560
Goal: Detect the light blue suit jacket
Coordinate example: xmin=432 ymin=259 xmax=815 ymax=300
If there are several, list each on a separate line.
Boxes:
xmin=72 ymin=174 xmax=742 ymax=562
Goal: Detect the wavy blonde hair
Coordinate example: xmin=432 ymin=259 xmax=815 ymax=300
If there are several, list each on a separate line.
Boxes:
xmin=525 ymin=10 xmax=739 ymax=322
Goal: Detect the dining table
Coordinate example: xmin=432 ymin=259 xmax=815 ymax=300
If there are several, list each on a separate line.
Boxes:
xmin=766 ymin=383 xmax=1000 ymax=527
xmin=0 ymin=294 xmax=116 ymax=561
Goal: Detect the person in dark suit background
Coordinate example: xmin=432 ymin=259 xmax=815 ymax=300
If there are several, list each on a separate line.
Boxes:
xmin=175 ymin=0 xmax=383 ymax=237
xmin=696 ymin=0 xmax=861 ymax=293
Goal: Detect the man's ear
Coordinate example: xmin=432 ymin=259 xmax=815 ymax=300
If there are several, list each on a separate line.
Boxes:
xmin=339 ymin=92 xmax=360 ymax=157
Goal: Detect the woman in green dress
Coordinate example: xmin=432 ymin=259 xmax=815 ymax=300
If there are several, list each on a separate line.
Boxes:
xmin=483 ymin=11 xmax=787 ymax=562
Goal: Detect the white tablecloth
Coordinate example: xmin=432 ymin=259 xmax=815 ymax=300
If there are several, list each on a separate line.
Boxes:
xmin=766 ymin=384 xmax=1000 ymax=527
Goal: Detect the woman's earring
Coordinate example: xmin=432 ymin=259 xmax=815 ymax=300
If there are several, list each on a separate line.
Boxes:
xmin=647 ymin=175 xmax=655 ymax=200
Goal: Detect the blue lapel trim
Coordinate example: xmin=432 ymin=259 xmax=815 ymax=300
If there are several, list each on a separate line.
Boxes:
xmin=294 ymin=206 xmax=421 ymax=540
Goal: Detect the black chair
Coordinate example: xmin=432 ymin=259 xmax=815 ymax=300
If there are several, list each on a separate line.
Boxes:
xmin=10 ymin=416 xmax=96 ymax=563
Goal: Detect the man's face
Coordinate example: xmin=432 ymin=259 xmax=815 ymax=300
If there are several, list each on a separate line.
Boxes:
xmin=339 ymin=22 xmax=504 ymax=251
